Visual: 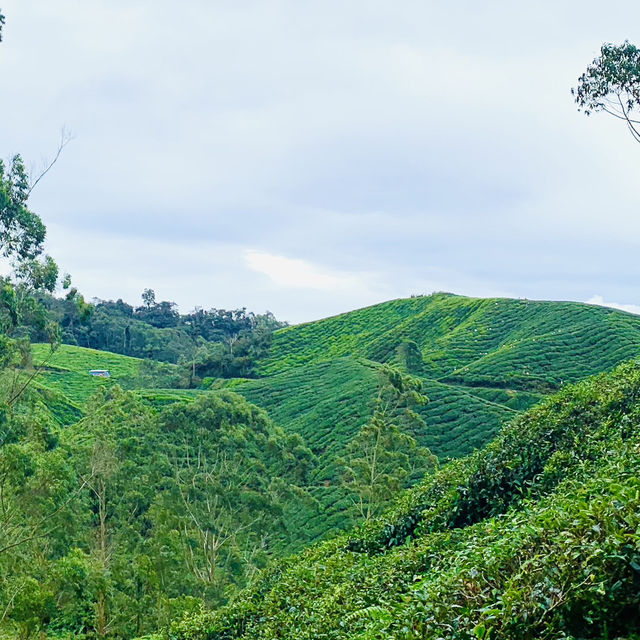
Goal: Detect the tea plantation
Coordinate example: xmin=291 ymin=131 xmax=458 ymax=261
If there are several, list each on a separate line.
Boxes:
xmin=30 ymin=295 xmax=640 ymax=548
xmin=30 ymin=343 xmax=188 ymax=405
xmin=170 ymin=359 xmax=640 ymax=640
xmin=11 ymin=294 xmax=640 ymax=638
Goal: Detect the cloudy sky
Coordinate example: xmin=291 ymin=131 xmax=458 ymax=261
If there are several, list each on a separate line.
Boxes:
xmin=1 ymin=1 xmax=639 ymax=323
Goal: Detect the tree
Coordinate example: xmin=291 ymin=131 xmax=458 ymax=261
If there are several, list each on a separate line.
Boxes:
xmin=141 ymin=289 xmax=156 ymax=309
xmin=88 ymin=439 xmax=118 ymax=639
xmin=0 ymin=156 xmax=46 ymax=262
xmin=340 ymin=365 xmax=437 ymax=521
xmin=573 ymin=41 xmax=640 ymax=143
xmin=172 ymin=452 xmax=270 ymax=593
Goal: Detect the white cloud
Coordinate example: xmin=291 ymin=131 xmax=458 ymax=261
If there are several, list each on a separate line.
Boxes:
xmin=3 ymin=0 xmax=640 ymax=321
xmin=244 ymin=250 xmax=367 ymax=292
xmin=586 ymin=295 xmax=640 ymax=316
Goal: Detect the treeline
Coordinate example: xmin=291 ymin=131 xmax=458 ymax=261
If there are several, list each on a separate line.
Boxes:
xmin=18 ymin=288 xmax=287 ymax=378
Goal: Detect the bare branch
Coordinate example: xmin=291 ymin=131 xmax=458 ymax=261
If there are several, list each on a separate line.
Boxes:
xmin=617 ymin=94 xmax=640 ymax=142
xmin=27 ymin=126 xmax=73 ymax=196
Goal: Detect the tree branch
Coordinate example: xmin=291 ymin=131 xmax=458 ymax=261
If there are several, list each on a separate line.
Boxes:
xmin=27 ymin=127 xmax=73 ymax=196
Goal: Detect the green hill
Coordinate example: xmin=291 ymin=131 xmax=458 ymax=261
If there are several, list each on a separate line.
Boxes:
xmin=30 ymin=296 xmax=640 ymax=548
xmin=236 ymin=292 xmax=639 ymax=474
xmin=232 ymin=358 xmax=529 ymax=543
xmin=171 ymin=359 xmax=640 ymax=640
xmin=261 ymin=294 xmax=640 ymax=391
xmin=207 ymin=294 xmax=637 ymax=549
xmin=6 ymin=294 xmax=640 ymax=638
xmin=30 ymin=343 xmax=186 ymax=406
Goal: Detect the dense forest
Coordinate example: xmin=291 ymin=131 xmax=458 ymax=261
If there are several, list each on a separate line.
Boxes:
xmin=2 ymin=8 xmax=640 ymax=640
xmin=24 ymin=289 xmax=287 ymax=377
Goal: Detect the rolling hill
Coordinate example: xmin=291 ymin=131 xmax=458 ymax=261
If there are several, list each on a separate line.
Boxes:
xmin=247 ymin=294 xmax=640 ymax=459
xmin=15 ymin=293 xmax=640 ymax=637
xmin=260 ymin=293 xmax=640 ymax=389
xmin=170 ymin=359 xmax=640 ymax=640
xmin=31 ymin=294 xmax=640 ymax=547
xmin=30 ymin=343 xmax=192 ymax=407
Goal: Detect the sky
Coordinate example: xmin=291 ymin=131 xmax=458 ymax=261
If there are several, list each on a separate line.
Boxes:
xmin=1 ymin=0 xmax=640 ymax=324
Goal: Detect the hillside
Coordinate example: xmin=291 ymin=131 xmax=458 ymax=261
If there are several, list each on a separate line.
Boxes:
xmin=12 ymin=293 xmax=640 ymax=637
xmin=170 ymin=359 xmax=640 ymax=640
xmin=248 ymin=294 xmax=640 ymax=462
xmin=194 ymin=294 xmax=637 ymax=542
xmin=30 ymin=343 xmax=189 ymax=406
xmin=261 ymin=294 xmax=640 ymax=390
xmin=29 ymin=295 xmax=640 ymax=548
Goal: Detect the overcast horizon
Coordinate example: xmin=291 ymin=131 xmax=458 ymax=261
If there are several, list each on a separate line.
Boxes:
xmin=2 ymin=1 xmax=640 ymax=324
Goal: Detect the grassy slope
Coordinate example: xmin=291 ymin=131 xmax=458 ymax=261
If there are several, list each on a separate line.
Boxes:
xmin=236 ymin=358 xmax=380 ymax=543
xmin=261 ymin=294 xmax=640 ymax=389
xmin=172 ymin=360 xmax=640 ymax=640
xmin=30 ymin=343 xmax=186 ymax=407
xmin=237 ymin=294 xmax=640 ymax=463
xmin=236 ymin=359 xmax=531 ymax=545
xmin=34 ymin=297 xmax=640 ymax=549
xmin=224 ymin=295 xmax=640 ymax=546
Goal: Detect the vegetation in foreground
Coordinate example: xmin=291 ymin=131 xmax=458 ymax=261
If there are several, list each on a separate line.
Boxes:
xmin=0 ymin=381 xmax=318 ymax=638
xmin=169 ymin=360 xmax=640 ymax=640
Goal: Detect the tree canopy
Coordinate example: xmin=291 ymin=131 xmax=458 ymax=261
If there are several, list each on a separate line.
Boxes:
xmin=573 ymin=40 xmax=640 ymax=143
xmin=0 ymin=156 xmax=47 ymax=263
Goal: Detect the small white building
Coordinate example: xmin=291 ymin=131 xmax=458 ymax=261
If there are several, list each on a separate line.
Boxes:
xmin=89 ymin=370 xmax=111 ymax=378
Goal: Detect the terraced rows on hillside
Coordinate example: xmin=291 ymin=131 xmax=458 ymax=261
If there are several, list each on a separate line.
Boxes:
xmin=234 ymin=359 xmax=540 ymax=462
xmin=228 ymin=293 xmax=640 ymax=538
xmin=30 ymin=343 xmax=185 ymax=406
xmin=237 ymin=358 xmax=379 ymax=477
xmin=234 ymin=362 xmax=541 ymax=544
xmin=176 ymin=360 xmax=640 ymax=640
xmin=34 ymin=294 xmax=640 ymax=477
xmin=260 ymin=293 xmax=640 ymax=392
xmin=29 ymin=295 xmax=640 ymax=547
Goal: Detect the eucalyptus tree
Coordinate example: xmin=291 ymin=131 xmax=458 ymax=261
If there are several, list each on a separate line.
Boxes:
xmin=573 ymin=41 xmax=640 ymax=144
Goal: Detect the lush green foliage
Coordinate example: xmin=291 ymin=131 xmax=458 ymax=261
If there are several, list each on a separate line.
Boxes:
xmin=0 ymin=383 xmax=315 ymax=638
xmin=5 ymin=295 xmax=640 ymax=638
xmin=211 ymin=294 xmax=640 ymax=545
xmin=24 ymin=293 xmax=286 ymax=373
xmin=339 ymin=380 xmax=436 ymax=521
xmin=170 ymin=360 xmax=640 ymax=640
xmin=262 ymin=294 xmax=640 ymax=391
xmin=573 ymin=40 xmax=640 ymax=143
xmin=29 ymin=343 xmax=187 ymax=405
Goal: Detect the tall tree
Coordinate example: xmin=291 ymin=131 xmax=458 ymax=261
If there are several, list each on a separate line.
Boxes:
xmin=573 ymin=41 xmax=640 ymax=143
xmin=0 ymin=156 xmax=46 ymax=263
xmin=141 ymin=289 xmax=156 ymax=309
xmin=340 ymin=365 xmax=437 ymax=521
